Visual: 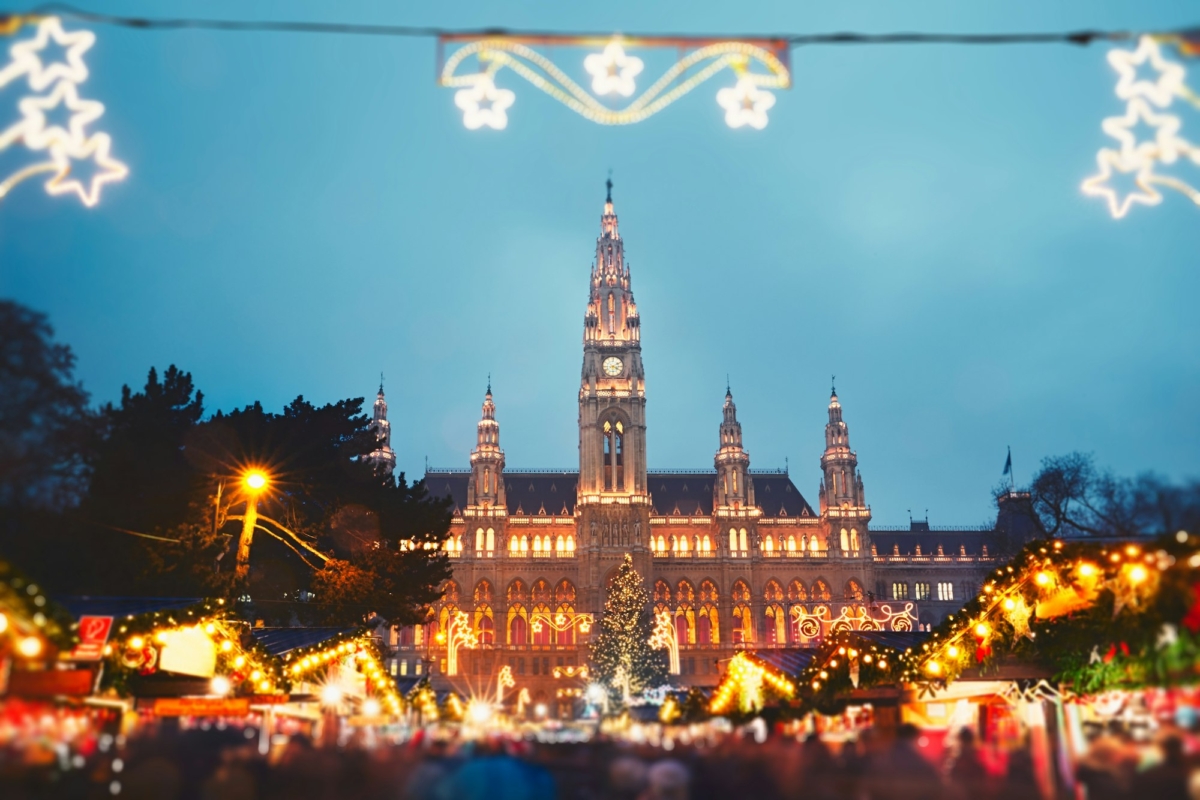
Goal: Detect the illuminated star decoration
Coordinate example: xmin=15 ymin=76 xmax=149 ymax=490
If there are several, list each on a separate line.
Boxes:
xmin=1157 ymin=622 xmax=1179 ymax=650
xmin=584 ymin=41 xmax=644 ymax=98
xmin=441 ymin=38 xmax=789 ymax=130
xmin=454 ymin=73 xmax=516 ymax=130
xmin=0 ymin=16 xmax=128 ymax=207
xmin=1003 ymin=595 xmax=1035 ymax=641
xmin=716 ymin=76 xmax=777 ymax=130
xmin=1083 ymin=36 xmax=1200 ymax=218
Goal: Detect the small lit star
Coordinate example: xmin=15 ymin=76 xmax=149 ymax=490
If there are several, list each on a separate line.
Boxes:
xmin=1108 ymin=36 xmax=1186 ymax=108
xmin=1082 ymin=147 xmax=1162 ymax=219
xmin=583 ymin=41 xmax=644 ymax=98
xmin=0 ymin=16 xmax=96 ymax=92
xmin=454 ymin=74 xmax=515 ymax=130
xmin=1101 ymin=97 xmax=1189 ymax=165
xmin=45 ymin=131 xmax=128 ymax=207
xmin=716 ymin=77 xmax=776 ymax=130
xmin=18 ymin=80 xmax=105 ymax=150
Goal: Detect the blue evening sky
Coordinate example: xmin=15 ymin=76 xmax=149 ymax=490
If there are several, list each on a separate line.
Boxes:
xmin=2 ymin=1 xmax=1198 ymax=525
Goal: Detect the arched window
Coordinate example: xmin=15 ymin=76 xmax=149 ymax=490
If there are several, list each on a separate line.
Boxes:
xmin=729 ymin=527 xmax=738 ymax=553
xmin=656 ymin=534 xmax=667 ymax=553
xmin=763 ymin=534 xmax=774 ymax=553
xmin=787 ymin=580 xmax=807 ymax=602
xmin=840 ymin=528 xmax=850 ymax=552
xmin=566 ymin=534 xmax=575 ymax=552
xmin=675 ymin=581 xmax=695 ymax=647
xmin=701 ymin=535 xmax=712 ymax=552
xmin=476 ymin=528 xmax=485 ymax=552
xmin=732 ymin=470 xmax=738 ymax=495
xmin=850 ymin=528 xmax=859 ymax=553
xmin=556 ymin=534 xmax=565 ymax=553
xmin=486 ymin=528 xmax=495 ymax=553
xmin=475 ymin=606 xmax=494 ymax=646
xmin=531 ymin=604 xmax=552 ymax=646
xmin=532 ymin=536 xmax=542 ymax=553
xmin=554 ymin=580 xmax=577 ymax=646
xmin=697 ymin=579 xmax=720 ymax=645
xmin=509 ymin=535 xmax=519 ymax=553
xmin=520 ymin=535 xmax=529 ymax=553
xmin=474 ymin=580 xmax=493 ymax=604
xmin=602 ymin=417 xmax=625 ymax=492
xmin=484 ymin=469 xmax=491 ymax=494
xmin=739 ymin=528 xmax=748 ymax=553
xmin=787 ymin=535 xmax=796 ymax=552
xmin=811 ymin=579 xmax=832 ymax=602
xmin=731 ymin=580 xmax=753 ymax=646
xmin=809 ymin=535 xmax=820 ymax=553
xmin=508 ymin=607 xmax=527 ymax=645
xmin=677 ymin=535 xmax=688 ymax=553
xmin=845 ymin=579 xmax=864 ymax=602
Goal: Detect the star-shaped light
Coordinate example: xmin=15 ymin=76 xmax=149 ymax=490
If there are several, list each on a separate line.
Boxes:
xmin=583 ymin=41 xmax=644 ymax=98
xmin=45 ymin=131 xmax=128 ymax=207
xmin=1157 ymin=622 xmax=1179 ymax=650
xmin=0 ymin=16 xmax=96 ymax=92
xmin=1003 ymin=595 xmax=1035 ymax=640
xmin=1101 ymin=97 xmax=1189 ymax=165
xmin=454 ymin=74 xmax=515 ymax=130
xmin=1082 ymin=147 xmax=1162 ymax=219
xmin=716 ymin=77 xmax=776 ymax=130
xmin=18 ymin=80 xmax=105 ymax=151
xmin=1108 ymin=36 xmax=1186 ymax=108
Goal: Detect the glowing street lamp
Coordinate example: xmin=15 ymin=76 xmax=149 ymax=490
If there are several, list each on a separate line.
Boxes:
xmin=235 ymin=469 xmax=270 ymax=580
xmin=649 ymin=610 xmax=680 ymax=675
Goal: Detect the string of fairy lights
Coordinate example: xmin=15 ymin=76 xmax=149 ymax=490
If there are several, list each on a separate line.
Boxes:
xmin=0 ymin=11 xmax=1196 ymax=210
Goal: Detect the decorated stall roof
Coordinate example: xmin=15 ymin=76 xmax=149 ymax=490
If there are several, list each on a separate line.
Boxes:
xmin=252 ymin=627 xmax=357 ymax=656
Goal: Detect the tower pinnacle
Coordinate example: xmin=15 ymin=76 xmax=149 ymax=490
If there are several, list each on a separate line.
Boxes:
xmin=365 ymin=377 xmax=396 ymax=476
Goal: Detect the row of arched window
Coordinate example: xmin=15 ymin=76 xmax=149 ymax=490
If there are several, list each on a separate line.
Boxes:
xmin=411 ymin=576 xmax=871 ymax=650
xmin=448 ymin=528 xmax=860 ymax=557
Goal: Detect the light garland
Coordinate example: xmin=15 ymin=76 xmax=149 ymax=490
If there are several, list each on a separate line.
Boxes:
xmin=282 ymin=631 xmax=404 ymax=718
xmin=440 ymin=36 xmax=789 ymax=130
xmin=648 ymin=610 xmax=680 ymax=675
xmin=435 ymin=609 xmax=477 ymax=676
xmin=790 ymin=601 xmax=917 ymax=641
xmin=1083 ymin=36 xmax=1200 ymax=218
xmin=0 ymin=16 xmax=128 ymax=206
xmin=709 ymin=651 xmax=795 ymax=716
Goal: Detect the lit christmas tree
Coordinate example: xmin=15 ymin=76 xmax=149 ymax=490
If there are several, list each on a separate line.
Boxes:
xmin=589 ymin=553 xmax=668 ymax=705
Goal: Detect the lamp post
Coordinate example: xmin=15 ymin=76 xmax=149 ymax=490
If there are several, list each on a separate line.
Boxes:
xmin=439 ymin=611 xmax=477 ymax=677
xmin=649 ymin=610 xmax=680 ymax=675
xmin=235 ymin=470 xmax=270 ymax=580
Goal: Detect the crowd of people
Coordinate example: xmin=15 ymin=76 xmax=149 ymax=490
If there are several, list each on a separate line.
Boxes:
xmin=0 ymin=718 xmax=1193 ymax=800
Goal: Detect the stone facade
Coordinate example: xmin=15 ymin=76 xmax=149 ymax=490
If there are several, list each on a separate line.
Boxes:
xmin=385 ymin=186 xmax=1031 ymax=710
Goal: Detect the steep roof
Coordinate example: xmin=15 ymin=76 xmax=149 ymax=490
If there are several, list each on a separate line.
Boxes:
xmin=423 ymin=470 xmax=816 ymax=519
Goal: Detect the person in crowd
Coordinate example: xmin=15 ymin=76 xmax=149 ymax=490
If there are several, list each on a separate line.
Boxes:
xmin=867 ymin=722 xmax=943 ymax=800
xmin=944 ymin=727 xmax=990 ymax=800
xmin=1075 ymin=723 xmax=1136 ymax=800
xmin=1133 ymin=734 xmax=1190 ymax=800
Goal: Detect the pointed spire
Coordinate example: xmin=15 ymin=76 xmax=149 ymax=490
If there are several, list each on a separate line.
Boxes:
xmin=486 ymin=372 xmax=492 ymax=396
xmin=831 ymin=374 xmax=837 ymax=398
xmin=379 ymin=371 xmax=384 ymax=396
xmin=726 ymin=374 xmax=731 ymax=398
xmin=606 ymin=170 xmax=613 ymax=203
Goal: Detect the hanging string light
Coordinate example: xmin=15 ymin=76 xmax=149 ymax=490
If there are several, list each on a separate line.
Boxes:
xmin=1083 ymin=35 xmax=1200 ymax=218
xmin=0 ymin=15 xmax=128 ymax=206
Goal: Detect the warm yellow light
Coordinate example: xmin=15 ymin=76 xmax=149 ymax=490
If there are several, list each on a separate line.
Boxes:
xmin=974 ymin=623 xmax=989 ymax=638
xmin=947 ymin=646 xmax=960 ymax=658
xmin=17 ymin=636 xmax=43 ymax=658
xmin=249 ymin=669 xmax=262 ymax=682
xmin=363 ymin=699 xmax=382 ymax=718
xmin=1003 ymin=598 xmax=1016 ymax=611
xmin=204 ymin=623 xmax=216 ymax=635
xmin=863 ymin=654 xmax=873 ymax=664
xmin=0 ymin=613 xmax=7 ymax=634
xmin=878 ymin=660 xmax=888 ymax=670
xmin=244 ymin=471 xmax=268 ymax=491
xmin=210 ymin=676 xmax=231 ymax=696
xmin=233 ymin=656 xmax=246 ymax=668
xmin=1078 ymin=563 xmax=1098 ymax=577
xmin=1129 ymin=565 xmax=1149 ymax=584
xmin=258 ymin=680 xmax=271 ymax=692
xmin=1125 ymin=545 xmax=1140 ymax=557
xmin=129 ymin=636 xmax=144 ymax=650
xmin=926 ymin=661 xmax=942 ymax=676
xmin=220 ymin=640 xmax=233 ymax=652
xmin=1035 ymin=572 xmax=1052 ymax=587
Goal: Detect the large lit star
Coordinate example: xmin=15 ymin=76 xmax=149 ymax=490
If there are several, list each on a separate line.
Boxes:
xmin=18 ymin=80 xmax=105 ymax=150
xmin=584 ymin=41 xmax=644 ymax=98
xmin=0 ymin=16 xmax=96 ymax=92
xmin=716 ymin=77 xmax=776 ymax=130
xmin=1082 ymin=148 xmax=1162 ymax=218
xmin=1108 ymin=36 xmax=1186 ymax=108
xmin=1101 ymin=97 xmax=1189 ymax=165
xmin=45 ymin=131 xmax=128 ymax=207
xmin=454 ymin=74 xmax=515 ymax=130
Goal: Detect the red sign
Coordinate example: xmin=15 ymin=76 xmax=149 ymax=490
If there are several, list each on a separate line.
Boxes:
xmin=153 ymin=697 xmax=251 ymax=717
xmin=7 ymin=669 xmax=96 ymax=698
xmin=68 ymin=616 xmax=113 ymax=662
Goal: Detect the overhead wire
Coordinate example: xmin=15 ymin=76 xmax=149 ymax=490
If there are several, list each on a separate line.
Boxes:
xmin=12 ymin=4 xmax=1193 ymax=49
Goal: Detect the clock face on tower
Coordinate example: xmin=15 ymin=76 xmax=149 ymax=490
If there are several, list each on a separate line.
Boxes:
xmin=602 ymin=356 xmax=623 ymax=377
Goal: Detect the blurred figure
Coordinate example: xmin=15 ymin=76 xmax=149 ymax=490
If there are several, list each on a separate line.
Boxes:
xmin=867 ymin=723 xmax=942 ymax=800
xmin=799 ymin=735 xmax=840 ymax=800
xmin=996 ymin=742 xmax=1038 ymax=800
xmin=643 ymin=759 xmax=690 ymax=800
xmin=1134 ymin=734 xmax=1190 ymax=800
xmin=1075 ymin=724 xmax=1134 ymax=800
xmin=608 ymin=755 xmax=649 ymax=799
xmin=945 ymin=728 xmax=989 ymax=800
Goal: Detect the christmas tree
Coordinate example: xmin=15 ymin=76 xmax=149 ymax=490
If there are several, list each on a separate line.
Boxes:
xmin=589 ymin=553 xmax=668 ymax=704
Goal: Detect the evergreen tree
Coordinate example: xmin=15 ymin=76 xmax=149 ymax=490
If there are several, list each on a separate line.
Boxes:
xmin=589 ymin=553 xmax=667 ymax=704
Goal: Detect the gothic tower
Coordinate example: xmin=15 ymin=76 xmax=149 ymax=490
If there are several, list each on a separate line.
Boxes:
xmin=714 ymin=386 xmax=754 ymax=510
xmin=577 ymin=180 xmax=652 ymax=604
xmin=467 ymin=381 xmax=505 ymax=510
xmin=366 ymin=379 xmax=396 ymax=475
xmin=819 ymin=382 xmax=870 ymax=557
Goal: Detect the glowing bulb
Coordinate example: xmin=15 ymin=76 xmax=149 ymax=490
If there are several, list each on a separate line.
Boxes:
xmin=233 ymin=656 xmax=246 ymax=668
xmin=974 ymin=623 xmax=989 ymax=638
xmin=321 ymin=685 xmax=343 ymax=706
xmin=1035 ymin=572 xmax=1052 ymax=586
xmin=863 ymin=654 xmax=873 ymax=664
xmin=0 ymin=613 xmax=8 ymax=634
xmin=220 ymin=639 xmax=233 ymax=652
xmin=947 ymin=646 xmax=960 ymax=658
xmin=258 ymin=680 xmax=271 ymax=692
xmin=210 ymin=676 xmax=231 ymax=696
xmin=878 ymin=661 xmax=888 ymax=670
xmin=1003 ymin=598 xmax=1016 ymax=611
xmin=129 ymin=636 xmax=144 ymax=650
xmin=926 ymin=661 xmax=941 ymax=676
xmin=1128 ymin=565 xmax=1149 ymax=584
xmin=244 ymin=471 xmax=268 ymax=491
xmin=17 ymin=636 xmax=42 ymax=658
xmin=1078 ymin=563 xmax=1098 ymax=577
xmin=363 ymin=699 xmax=381 ymax=717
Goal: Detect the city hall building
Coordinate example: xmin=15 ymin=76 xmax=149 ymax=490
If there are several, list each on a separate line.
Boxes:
xmin=373 ymin=184 xmax=1033 ymax=703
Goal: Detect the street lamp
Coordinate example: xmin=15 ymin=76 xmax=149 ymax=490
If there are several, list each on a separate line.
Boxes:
xmin=235 ymin=469 xmax=270 ymax=580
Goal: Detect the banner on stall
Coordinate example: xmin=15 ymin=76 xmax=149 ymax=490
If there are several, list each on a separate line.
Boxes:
xmin=153 ymin=697 xmax=251 ymax=717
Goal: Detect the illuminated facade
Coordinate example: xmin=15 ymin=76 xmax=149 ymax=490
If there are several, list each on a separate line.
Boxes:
xmin=391 ymin=185 xmax=1031 ymax=706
